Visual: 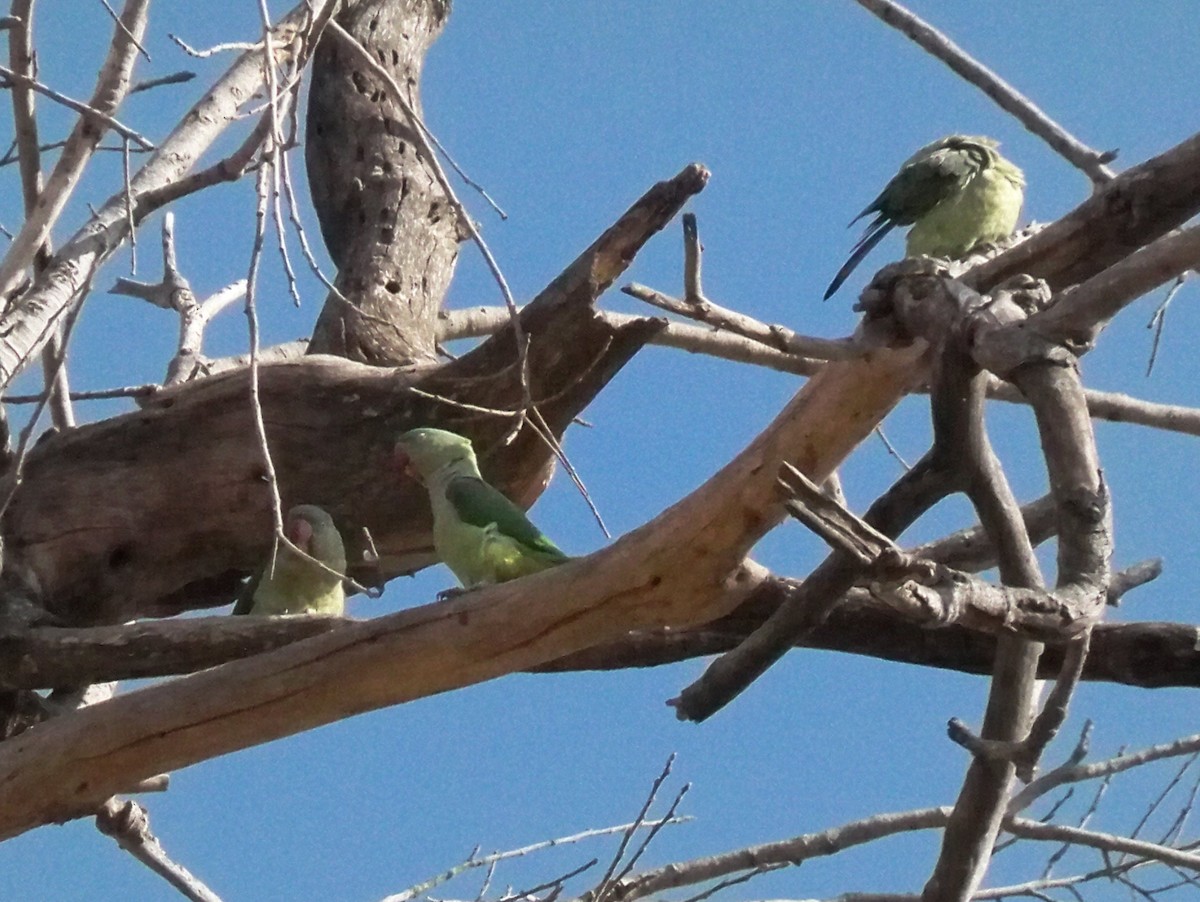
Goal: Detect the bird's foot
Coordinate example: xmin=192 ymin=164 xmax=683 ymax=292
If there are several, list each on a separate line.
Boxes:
xmin=436 ymin=586 xmax=471 ymax=602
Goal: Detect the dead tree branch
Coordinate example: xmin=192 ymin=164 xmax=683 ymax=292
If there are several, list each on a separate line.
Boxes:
xmin=0 ymin=0 xmax=335 ymax=391
xmin=854 ymin=0 xmax=1116 ymax=185
xmin=96 ymin=798 xmax=224 ymax=902
xmin=0 ymin=0 xmax=149 ymax=302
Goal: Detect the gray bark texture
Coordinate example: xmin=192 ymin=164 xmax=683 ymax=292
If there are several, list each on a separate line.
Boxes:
xmin=305 ymin=0 xmax=459 ymax=364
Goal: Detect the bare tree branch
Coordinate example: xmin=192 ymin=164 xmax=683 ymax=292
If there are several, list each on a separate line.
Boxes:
xmin=96 ymin=798 xmax=224 ymax=902
xmin=578 ymin=807 xmax=952 ymax=902
xmin=0 ymin=0 xmax=149 ymax=302
xmin=854 ymin=0 xmax=1116 ymax=185
xmin=0 ymin=0 xmax=334 ymax=390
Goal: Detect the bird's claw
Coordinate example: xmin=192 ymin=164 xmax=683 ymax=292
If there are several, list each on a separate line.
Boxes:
xmin=436 ymin=586 xmax=470 ymax=601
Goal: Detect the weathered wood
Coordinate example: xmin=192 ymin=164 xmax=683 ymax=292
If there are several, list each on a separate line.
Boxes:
xmin=0 ymin=337 xmax=929 ymax=841
xmin=0 ymin=165 xmax=707 ymax=625
xmin=306 ymin=0 xmax=457 ymax=364
xmin=5 ymin=600 xmax=1197 ymax=692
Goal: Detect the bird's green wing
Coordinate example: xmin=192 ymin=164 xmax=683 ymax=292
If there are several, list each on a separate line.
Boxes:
xmin=444 ymin=476 xmax=567 ymax=559
xmin=870 ymin=143 xmax=979 ymax=226
xmin=824 ymin=140 xmax=986 ymax=300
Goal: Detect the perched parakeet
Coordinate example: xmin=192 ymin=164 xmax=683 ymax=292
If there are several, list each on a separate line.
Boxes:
xmin=393 ymin=427 xmax=569 ymax=588
xmin=823 ymin=135 xmax=1025 ymax=299
xmin=233 ymin=505 xmax=346 ymax=615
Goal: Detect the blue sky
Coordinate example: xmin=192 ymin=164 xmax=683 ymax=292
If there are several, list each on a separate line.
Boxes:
xmin=2 ymin=3 xmax=1198 ymax=900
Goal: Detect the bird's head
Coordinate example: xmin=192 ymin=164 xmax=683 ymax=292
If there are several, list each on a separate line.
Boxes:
xmin=909 ymin=134 xmax=997 ymax=162
xmin=393 ymin=427 xmax=477 ymax=482
xmin=284 ymin=505 xmax=345 ymax=568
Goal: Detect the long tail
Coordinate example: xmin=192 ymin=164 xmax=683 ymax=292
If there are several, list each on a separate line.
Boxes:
xmin=823 ymin=219 xmax=894 ymax=300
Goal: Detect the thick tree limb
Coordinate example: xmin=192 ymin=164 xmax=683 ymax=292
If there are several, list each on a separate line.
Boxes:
xmin=0 ymin=332 xmax=929 ymax=839
xmin=1 ymin=165 xmax=707 ymax=624
xmin=0 ymin=553 xmax=1172 ymax=693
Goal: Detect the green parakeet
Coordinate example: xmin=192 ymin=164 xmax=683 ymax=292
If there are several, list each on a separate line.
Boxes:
xmin=233 ymin=505 xmax=346 ymax=615
xmin=393 ymin=427 xmax=569 ymax=588
xmin=823 ymin=135 xmax=1025 ymax=299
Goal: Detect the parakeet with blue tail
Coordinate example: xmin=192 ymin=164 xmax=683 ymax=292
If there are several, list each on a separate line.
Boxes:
xmin=824 ymin=135 xmax=1024 ymax=300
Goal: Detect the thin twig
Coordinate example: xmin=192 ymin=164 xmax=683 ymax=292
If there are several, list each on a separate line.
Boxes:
xmin=96 ymin=0 xmax=150 ymax=62
xmin=1006 ymin=816 xmax=1200 ymax=871
xmin=256 ymin=1 xmax=302 ymax=307
xmin=528 ymin=407 xmax=610 ymax=539
xmin=591 ymin=754 xmax=677 ymax=902
xmin=1145 ymin=274 xmax=1186 ymax=376
xmin=130 ymin=70 xmax=196 ymax=94
xmin=624 ymin=282 xmax=860 ymax=361
xmin=245 ymin=152 xmax=285 ymax=575
xmin=122 ymin=138 xmax=136 ymax=272
xmin=169 ymin=34 xmax=259 ymax=57
xmin=0 ymin=64 xmax=153 ymax=150
xmin=1121 ymin=751 xmax=1200 ymax=867
xmin=854 ymin=0 xmax=1116 ymax=185
xmin=2 ymin=383 xmax=159 ymax=403
xmin=587 ymin=807 xmax=952 ymax=902
xmin=874 ymin=426 xmax=911 ymax=470
xmin=610 ymin=783 xmax=691 ymax=889
xmin=379 ymin=817 xmax=688 ymax=902
xmin=1011 ymin=734 xmax=1200 ymax=817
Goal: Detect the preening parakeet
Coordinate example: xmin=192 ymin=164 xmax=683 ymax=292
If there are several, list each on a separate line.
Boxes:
xmin=233 ymin=505 xmax=346 ymax=615
xmin=393 ymin=427 xmax=569 ymax=589
xmin=823 ymin=135 xmax=1024 ymax=299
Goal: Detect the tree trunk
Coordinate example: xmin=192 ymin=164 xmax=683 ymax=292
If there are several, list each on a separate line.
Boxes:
xmin=305 ymin=0 xmax=458 ymax=365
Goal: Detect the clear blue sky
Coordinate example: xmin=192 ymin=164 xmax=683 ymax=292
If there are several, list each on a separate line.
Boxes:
xmin=2 ymin=3 xmax=1197 ymax=900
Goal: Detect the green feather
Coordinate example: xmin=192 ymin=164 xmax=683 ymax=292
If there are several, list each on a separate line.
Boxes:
xmin=824 ymin=135 xmax=1024 ymax=299
xmin=445 ymin=476 xmax=567 ymax=560
xmin=395 ymin=428 xmax=569 ymax=589
xmin=234 ymin=505 xmax=346 ymax=616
